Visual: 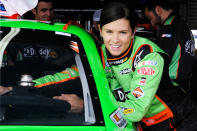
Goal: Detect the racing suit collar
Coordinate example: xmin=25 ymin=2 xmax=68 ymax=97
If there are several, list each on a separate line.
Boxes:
xmin=162 ymin=12 xmax=176 ymax=25
xmin=106 ymin=39 xmax=133 ymax=66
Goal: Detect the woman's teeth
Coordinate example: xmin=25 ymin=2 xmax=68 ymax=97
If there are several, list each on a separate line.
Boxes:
xmin=112 ymin=45 xmax=120 ymax=48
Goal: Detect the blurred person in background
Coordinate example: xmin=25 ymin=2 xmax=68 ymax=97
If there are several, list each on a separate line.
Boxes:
xmin=91 ymin=9 xmax=102 ymax=44
xmin=144 ymin=0 xmax=195 ymax=94
xmin=32 ymin=0 xmax=54 ymax=22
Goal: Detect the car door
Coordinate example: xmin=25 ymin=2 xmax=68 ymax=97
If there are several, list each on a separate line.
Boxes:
xmin=0 ymin=25 xmax=106 ymax=131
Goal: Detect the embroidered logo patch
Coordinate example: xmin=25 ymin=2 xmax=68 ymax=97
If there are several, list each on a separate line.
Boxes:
xmin=185 ymin=40 xmax=195 ymax=55
xmin=108 ymin=57 xmax=128 ymax=65
xmin=122 ymin=108 xmax=134 ymax=115
xmin=137 ymin=61 xmax=157 ymax=67
xmin=119 ymin=68 xmax=131 ymax=75
xmin=133 ymin=50 xmax=144 ymax=68
xmin=161 ymin=34 xmax=172 ymax=38
xmin=139 ymin=77 xmax=146 ymax=85
xmin=110 ymin=108 xmax=128 ymax=129
xmin=132 ymin=87 xmax=144 ymax=99
xmin=137 ymin=67 xmax=155 ymax=75
xmin=113 ymin=88 xmax=130 ymax=102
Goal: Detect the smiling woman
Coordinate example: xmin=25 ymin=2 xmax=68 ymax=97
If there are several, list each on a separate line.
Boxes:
xmin=100 ymin=18 xmax=133 ymax=57
xmin=99 ymin=1 xmax=197 ymax=131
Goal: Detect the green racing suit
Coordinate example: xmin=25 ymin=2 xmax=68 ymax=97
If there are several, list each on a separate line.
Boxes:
xmin=32 ymin=65 xmax=82 ymax=98
xmin=101 ymin=36 xmax=197 ymax=130
xmin=33 ymin=65 xmax=79 ymax=88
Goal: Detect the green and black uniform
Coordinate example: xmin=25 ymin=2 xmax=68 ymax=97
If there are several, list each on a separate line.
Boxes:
xmin=157 ymin=13 xmax=195 ymax=92
xmin=101 ymin=36 xmax=197 ymax=131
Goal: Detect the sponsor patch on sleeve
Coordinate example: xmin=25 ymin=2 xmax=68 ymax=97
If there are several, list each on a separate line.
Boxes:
xmin=132 ymin=87 xmax=144 ymax=99
xmin=139 ymin=77 xmax=146 ymax=85
xmin=121 ymin=107 xmax=134 ymax=115
xmin=137 ymin=67 xmax=155 ymax=75
xmin=110 ymin=108 xmax=128 ymax=129
xmin=137 ymin=61 xmax=157 ymax=67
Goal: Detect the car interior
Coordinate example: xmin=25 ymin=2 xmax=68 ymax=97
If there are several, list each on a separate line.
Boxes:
xmin=0 ymin=26 xmax=101 ymax=126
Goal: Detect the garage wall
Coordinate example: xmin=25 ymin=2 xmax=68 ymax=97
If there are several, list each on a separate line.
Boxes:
xmin=188 ymin=0 xmax=197 ymax=29
xmin=179 ymin=0 xmax=197 ymax=29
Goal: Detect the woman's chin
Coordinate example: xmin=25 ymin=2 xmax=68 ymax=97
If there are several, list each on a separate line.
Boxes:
xmin=110 ymin=51 xmax=121 ymax=57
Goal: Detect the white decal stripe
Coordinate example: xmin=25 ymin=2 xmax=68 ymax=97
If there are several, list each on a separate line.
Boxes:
xmin=70 ymin=44 xmax=79 ymax=50
xmin=0 ymin=28 xmax=20 ymax=67
xmin=55 ymin=31 xmax=71 ymax=37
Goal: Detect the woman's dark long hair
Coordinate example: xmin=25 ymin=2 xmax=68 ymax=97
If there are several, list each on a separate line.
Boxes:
xmin=100 ymin=1 xmax=137 ymax=32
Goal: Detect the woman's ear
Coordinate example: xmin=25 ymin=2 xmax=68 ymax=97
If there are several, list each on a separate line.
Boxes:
xmin=132 ymin=27 xmax=136 ymax=39
xmin=98 ymin=24 xmax=102 ymax=37
xmin=133 ymin=27 xmax=136 ymax=34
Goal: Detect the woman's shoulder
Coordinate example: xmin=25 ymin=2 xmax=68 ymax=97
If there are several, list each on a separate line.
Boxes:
xmin=134 ymin=36 xmax=165 ymax=54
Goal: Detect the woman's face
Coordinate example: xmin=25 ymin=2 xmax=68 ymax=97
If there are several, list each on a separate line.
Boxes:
xmin=100 ymin=18 xmax=134 ymax=57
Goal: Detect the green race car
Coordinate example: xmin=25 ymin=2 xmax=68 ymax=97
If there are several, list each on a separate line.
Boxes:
xmin=0 ymin=19 xmax=136 ymax=131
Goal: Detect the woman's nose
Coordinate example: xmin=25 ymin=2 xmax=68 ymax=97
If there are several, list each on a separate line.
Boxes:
xmin=112 ymin=33 xmax=120 ymax=43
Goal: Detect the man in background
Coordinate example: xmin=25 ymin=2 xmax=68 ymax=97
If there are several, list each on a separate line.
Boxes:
xmin=144 ymin=0 xmax=195 ymax=94
xmin=32 ymin=0 xmax=54 ymax=21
